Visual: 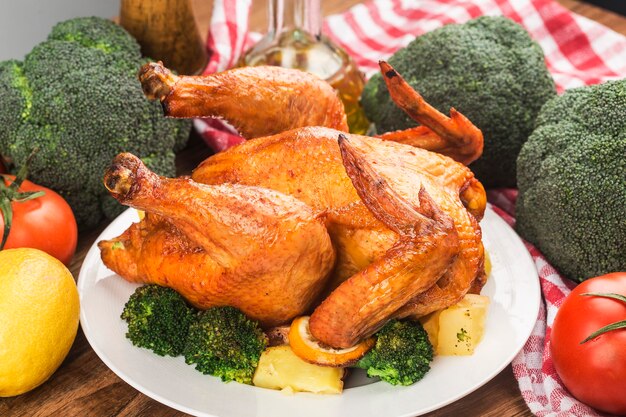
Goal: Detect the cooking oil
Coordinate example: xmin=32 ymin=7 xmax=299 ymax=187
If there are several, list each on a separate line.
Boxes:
xmin=240 ymin=0 xmax=370 ymax=134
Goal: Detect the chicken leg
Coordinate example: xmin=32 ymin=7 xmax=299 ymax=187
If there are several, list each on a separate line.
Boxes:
xmin=139 ymin=62 xmax=348 ymax=138
xmin=99 ymin=153 xmax=336 ymax=327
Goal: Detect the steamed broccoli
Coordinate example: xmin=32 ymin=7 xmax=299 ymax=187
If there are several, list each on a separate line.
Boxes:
xmin=48 ymin=16 xmax=141 ymax=63
xmin=0 ymin=17 xmax=191 ymax=229
xmin=355 ymin=320 xmax=434 ymax=386
xmin=361 ymin=16 xmax=556 ymax=187
xmin=121 ymin=285 xmax=197 ymax=356
xmin=516 ymin=79 xmax=626 ymax=282
xmin=0 ymin=61 xmax=25 ymax=145
xmin=183 ymin=306 xmax=268 ymax=384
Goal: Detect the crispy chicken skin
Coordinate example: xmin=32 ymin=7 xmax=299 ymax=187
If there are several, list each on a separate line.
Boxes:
xmin=374 ymin=62 xmax=484 ymax=166
xmin=99 ymin=153 xmax=336 ymax=327
xmin=307 ymin=135 xmax=461 ymax=347
xmin=139 ymin=62 xmax=348 ymax=138
xmin=99 ymin=61 xmax=487 ymax=348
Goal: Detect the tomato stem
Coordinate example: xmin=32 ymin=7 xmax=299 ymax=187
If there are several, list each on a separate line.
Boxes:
xmin=0 ymin=149 xmax=45 ymax=251
xmin=581 ymin=320 xmax=626 ymax=344
xmin=0 ymin=197 xmax=13 ymax=251
xmin=581 ymin=292 xmax=626 ymax=303
xmin=579 ymin=292 xmax=626 ymax=344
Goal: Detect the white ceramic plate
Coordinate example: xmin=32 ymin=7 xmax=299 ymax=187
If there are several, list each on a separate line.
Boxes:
xmin=78 ymin=206 xmax=540 ymax=417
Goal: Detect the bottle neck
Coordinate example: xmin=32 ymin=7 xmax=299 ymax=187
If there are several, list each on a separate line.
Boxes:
xmin=268 ymin=0 xmax=322 ymax=38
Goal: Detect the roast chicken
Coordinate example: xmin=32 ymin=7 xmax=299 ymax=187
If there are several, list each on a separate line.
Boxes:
xmin=100 ymin=61 xmax=487 ymax=349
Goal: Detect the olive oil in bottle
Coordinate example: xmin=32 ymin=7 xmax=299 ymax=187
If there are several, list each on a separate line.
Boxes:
xmin=240 ymin=0 xmax=370 ymax=134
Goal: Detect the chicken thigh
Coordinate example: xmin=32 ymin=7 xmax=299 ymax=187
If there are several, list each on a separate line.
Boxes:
xmin=99 ymin=153 xmax=336 ymax=327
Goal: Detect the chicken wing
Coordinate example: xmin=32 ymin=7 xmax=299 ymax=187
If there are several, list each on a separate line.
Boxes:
xmin=375 ymin=61 xmax=484 ymax=165
xmin=307 ymin=135 xmax=460 ymax=347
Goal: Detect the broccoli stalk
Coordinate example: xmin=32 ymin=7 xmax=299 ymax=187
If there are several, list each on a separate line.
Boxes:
xmin=361 ymin=16 xmax=556 ymax=187
xmin=355 ymin=320 xmax=434 ymax=386
xmin=183 ymin=306 xmax=268 ymax=384
xmin=0 ymin=17 xmax=191 ymax=229
xmin=516 ymin=79 xmax=626 ymax=281
xmin=121 ymin=284 xmax=197 ymax=356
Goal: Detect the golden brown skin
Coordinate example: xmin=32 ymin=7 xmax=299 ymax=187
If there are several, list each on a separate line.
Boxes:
xmin=334 ymin=135 xmax=485 ymax=327
xmin=100 ymin=140 xmax=484 ymax=346
xmin=375 ymin=61 xmax=484 ymax=166
xmin=307 ymin=136 xmax=460 ymax=347
xmin=138 ymin=61 xmax=348 ymax=138
xmin=193 ymin=127 xmax=392 ymax=292
xmin=98 ymin=153 xmax=336 ymax=327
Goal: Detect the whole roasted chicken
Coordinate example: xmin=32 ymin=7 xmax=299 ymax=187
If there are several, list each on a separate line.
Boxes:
xmin=99 ymin=61 xmax=486 ymax=349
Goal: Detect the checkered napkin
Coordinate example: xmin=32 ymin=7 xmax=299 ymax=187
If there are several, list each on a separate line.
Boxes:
xmin=196 ymin=1 xmax=626 ymax=415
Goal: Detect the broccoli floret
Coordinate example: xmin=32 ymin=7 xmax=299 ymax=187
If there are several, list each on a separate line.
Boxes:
xmin=361 ymin=16 xmax=556 ymax=187
xmin=0 ymin=61 xmax=27 ymax=149
xmin=516 ymin=79 xmax=626 ymax=282
xmin=121 ymin=284 xmax=197 ymax=356
xmin=0 ymin=17 xmax=191 ymax=229
xmin=183 ymin=306 xmax=268 ymax=384
xmin=355 ymin=320 xmax=434 ymax=386
xmin=48 ymin=16 xmax=141 ymax=63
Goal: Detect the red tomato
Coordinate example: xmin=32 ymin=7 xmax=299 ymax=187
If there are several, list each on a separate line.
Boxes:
xmin=550 ymin=272 xmax=626 ymax=415
xmin=1 ymin=175 xmax=78 ymax=266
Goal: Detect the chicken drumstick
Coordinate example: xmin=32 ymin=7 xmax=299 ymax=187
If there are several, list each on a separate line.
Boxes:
xmin=99 ymin=153 xmax=336 ymax=327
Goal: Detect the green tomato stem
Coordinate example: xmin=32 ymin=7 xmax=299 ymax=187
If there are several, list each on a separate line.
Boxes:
xmin=0 ymin=196 xmax=13 ymax=251
xmin=580 ymin=320 xmax=626 ymax=344
xmin=581 ymin=292 xmax=626 ymax=303
xmin=8 ymin=147 xmax=38 ymax=191
xmin=578 ymin=292 xmax=626 ymax=344
xmin=0 ymin=148 xmax=45 ymax=251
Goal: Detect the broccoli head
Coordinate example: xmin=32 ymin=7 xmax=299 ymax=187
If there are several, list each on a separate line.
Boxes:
xmin=183 ymin=306 xmax=268 ymax=384
xmin=0 ymin=61 xmax=26 ymax=148
xmin=516 ymin=79 xmax=626 ymax=282
xmin=0 ymin=17 xmax=191 ymax=229
xmin=48 ymin=16 xmax=141 ymax=63
xmin=356 ymin=319 xmax=434 ymax=386
xmin=121 ymin=284 xmax=197 ymax=356
xmin=361 ymin=16 xmax=556 ymax=187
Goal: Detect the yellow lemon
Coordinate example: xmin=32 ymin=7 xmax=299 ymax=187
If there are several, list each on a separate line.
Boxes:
xmin=0 ymin=248 xmax=80 ymax=397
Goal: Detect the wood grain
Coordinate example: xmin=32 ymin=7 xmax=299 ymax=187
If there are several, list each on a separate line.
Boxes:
xmin=1 ymin=1 xmax=625 ymax=416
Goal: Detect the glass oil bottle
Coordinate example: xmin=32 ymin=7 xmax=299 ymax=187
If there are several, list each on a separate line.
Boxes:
xmin=240 ymin=0 xmax=370 ymax=134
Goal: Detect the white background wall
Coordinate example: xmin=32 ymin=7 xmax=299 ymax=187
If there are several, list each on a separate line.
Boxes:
xmin=0 ymin=0 xmax=119 ymax=61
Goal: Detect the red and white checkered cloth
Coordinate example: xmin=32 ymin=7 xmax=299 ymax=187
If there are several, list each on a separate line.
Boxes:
xmin=196 ymin=1 xmax=626 ymax=415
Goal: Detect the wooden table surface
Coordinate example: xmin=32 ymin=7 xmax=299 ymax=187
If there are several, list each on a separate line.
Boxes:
xmin=2 ymin=1 xmax=625 ymax=416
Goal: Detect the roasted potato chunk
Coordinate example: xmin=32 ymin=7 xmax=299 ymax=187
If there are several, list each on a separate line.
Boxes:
xmin=252 ymin=346 xmax=344 ymax=394
xmin=421 ymin=294 xmax=490 ymax=356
